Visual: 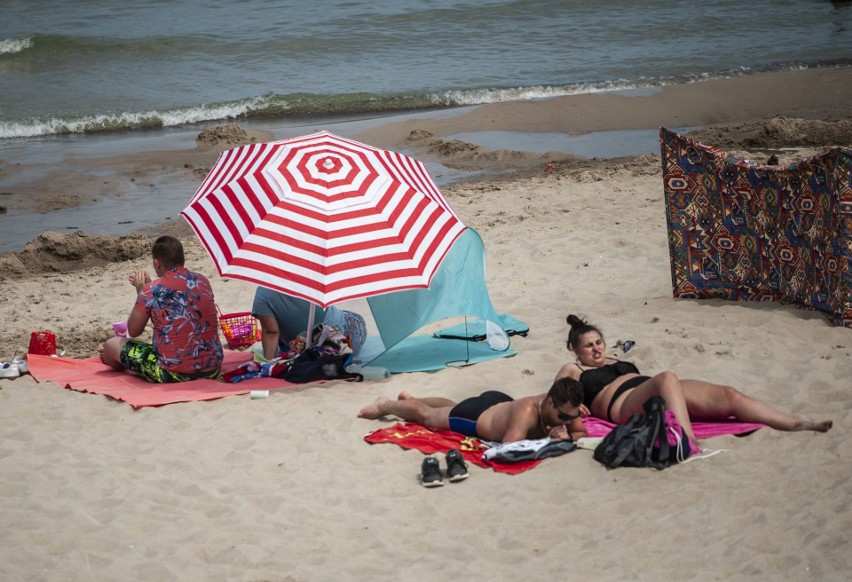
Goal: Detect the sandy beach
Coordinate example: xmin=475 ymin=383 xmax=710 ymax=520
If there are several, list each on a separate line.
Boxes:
xmin=1 ymin=68 xmax=851 ymax=581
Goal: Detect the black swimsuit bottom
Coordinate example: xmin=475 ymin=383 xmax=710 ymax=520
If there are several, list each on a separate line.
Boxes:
xmin=448 ymin=390 xmax=513 ymax=437
xmin=605 ymin=375 xmax=651 ymax=422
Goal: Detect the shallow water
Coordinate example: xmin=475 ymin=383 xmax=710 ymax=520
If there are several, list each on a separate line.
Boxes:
xmin=0 ymin=115 xmax=666 ymax=255
xmin=0 ymin=111 xmax=484 ymax=254
xmin=447 ymin=127 xmax=699 ymax=159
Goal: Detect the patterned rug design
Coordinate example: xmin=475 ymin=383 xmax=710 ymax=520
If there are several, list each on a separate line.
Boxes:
xmin=660 ymin=128 xmax=852 ymax=327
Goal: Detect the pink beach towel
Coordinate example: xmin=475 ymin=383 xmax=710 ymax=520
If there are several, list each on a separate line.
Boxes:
xmin=582 ymin=416 xmax=764 ymax=440
xmin=27 ymin=351 xmax=313 ymax=408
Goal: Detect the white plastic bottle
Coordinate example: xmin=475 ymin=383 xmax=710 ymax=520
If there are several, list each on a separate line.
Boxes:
xmin=345 ymin=364 xmax=391 ymax=381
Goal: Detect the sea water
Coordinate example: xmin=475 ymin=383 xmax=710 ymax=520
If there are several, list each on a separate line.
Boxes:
xmin=1 ymin=0 xmax=851 ymax=251
xmin=3 ymin=0 xmax=851 ymax=138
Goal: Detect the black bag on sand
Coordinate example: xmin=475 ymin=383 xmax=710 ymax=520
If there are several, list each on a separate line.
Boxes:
xmin=593 ymin=395 xmax=677 ymax=470
xmin=282 ymin=349 xmax=359 ymax=384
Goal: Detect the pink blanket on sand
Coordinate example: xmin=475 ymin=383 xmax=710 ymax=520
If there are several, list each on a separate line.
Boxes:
xmin=582 ymin=416 xmax=764 ymax=440
xmin=27 ymin=351 xmax=306 ymax=408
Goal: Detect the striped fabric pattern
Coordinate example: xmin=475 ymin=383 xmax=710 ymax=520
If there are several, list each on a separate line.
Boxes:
xmin=182 ymin=131 xmax=466 ymax=307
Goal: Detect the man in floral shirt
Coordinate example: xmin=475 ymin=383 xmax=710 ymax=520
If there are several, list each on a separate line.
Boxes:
xmin=100 ymin=236 xmax=224 ymax=382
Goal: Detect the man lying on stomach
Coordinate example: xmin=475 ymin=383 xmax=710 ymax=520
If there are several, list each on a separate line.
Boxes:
xmin=358 ymin=377 xmax=588 ymax=443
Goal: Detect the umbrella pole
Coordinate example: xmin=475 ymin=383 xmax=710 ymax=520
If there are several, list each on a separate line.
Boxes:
xmin=305 ymin=304 xmax=316 ymax=349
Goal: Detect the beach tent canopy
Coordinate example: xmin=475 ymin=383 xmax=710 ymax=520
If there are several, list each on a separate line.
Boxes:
xmin=356 ymin=228 xmax=516 ymax=371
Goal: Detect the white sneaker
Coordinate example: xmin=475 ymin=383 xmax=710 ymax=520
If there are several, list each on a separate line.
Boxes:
xmin=0 ymin=362 xmax=20 ymax=379
xmin=11 ymin=356 xmax=28 ymax=374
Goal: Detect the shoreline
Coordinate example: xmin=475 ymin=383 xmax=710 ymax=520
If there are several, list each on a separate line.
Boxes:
xmin=352 ymin=66 xmax=852 ymax=144
xmin=2 ymin=67 xmax=852 ymax=256
xmin=2 ymin=67 xmax=852 ymax=255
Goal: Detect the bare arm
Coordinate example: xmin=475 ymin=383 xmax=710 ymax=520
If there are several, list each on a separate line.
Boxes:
xmin=554 ymin=362 xmax=581 ymax=382
xmin=257 ymin=314 xmax=280 ymax=360
xmin=501 ymin=400 xmax=541 ymax=443
xmin=545 ymin=416 xmax=588 ymax=441
xmin=570 ymin=416 xmax=588 ymax=440
xmin=126 ymin=305 xmax=149 ymax=338
xmin=126 ymin=270 xmax=152 ymax=337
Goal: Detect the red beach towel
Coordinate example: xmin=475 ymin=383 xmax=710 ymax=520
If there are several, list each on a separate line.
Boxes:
xmin=364 ymin=422 xmax=543 ymax=475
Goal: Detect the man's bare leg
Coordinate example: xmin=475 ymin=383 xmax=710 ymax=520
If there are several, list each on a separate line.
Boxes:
xmin=398 ymin=391 xmax=456 ymax=407
xmin=357 ymin=394 xmax=454 ymax=429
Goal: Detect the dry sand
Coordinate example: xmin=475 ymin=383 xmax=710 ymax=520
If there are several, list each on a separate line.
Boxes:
xmin=1 ymin=68 xmax=851 ymax=581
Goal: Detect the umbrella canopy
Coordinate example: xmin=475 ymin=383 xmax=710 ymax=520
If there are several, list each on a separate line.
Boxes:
xmin=181 ymin=131 xmax=467 ymax=308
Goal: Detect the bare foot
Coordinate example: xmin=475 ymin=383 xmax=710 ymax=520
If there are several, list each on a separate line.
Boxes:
xmin=358 ymin=395 xmax=390 ymax=419
xmin=807 ymin=419 xmax=833 ymax=433
xmin=792 ymin=419 xmax=833 ymax=432
xmin=397 ymin=391 xmax=414 ymax=400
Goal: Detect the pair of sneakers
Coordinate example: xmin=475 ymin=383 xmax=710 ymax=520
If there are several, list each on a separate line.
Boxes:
xmin=0 ymin=356 xmax=29 ymax=379
xmin=420 ymin=449 xmax=469 ymax=488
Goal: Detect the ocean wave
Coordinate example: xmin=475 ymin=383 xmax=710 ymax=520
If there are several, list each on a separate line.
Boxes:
xmin=0 ymin=33 xmax=212 ymax=59
xmin=1 ymin=62 xmax=847 ymax=140
xmin=0 ymin=92 xmax=450 ymax=139
xmin=0 ymin=96 xmax=267 ymax=139
xmin=442 ymin=80 xmax=659 ymax=105
xmin=0 ymin=36 xmax=33 ymax=56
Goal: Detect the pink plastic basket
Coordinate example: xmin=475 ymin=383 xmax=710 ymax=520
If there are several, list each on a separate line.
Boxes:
xmin=218 ymin=311 xmax=261 ymax=349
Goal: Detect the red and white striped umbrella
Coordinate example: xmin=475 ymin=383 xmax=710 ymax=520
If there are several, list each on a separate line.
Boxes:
xmin=181 ymin=131 xmax=466 ymax=308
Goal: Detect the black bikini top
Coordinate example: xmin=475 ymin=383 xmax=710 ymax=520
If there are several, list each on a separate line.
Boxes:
xmin=578 ymin=360 xmax=640 ymax=407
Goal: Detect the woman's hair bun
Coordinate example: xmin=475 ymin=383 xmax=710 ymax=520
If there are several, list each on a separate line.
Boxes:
xmin=566 ymin=314 xmax=583 ymax=327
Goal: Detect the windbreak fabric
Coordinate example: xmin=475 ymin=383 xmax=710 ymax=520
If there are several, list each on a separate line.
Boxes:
xmin=661 ymin=128 xmax=852 ymax=327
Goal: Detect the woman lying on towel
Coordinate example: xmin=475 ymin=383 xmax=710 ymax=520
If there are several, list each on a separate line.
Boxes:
xmin=556 ymin=314 xmax=833 ymax=445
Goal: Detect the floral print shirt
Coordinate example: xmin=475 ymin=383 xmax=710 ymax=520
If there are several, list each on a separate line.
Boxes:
xmin=134 ymin=267 xmax=224 ymax=374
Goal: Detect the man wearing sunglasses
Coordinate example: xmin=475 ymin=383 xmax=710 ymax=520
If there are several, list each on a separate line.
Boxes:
xmin=358 ymin=376 xmax=588 ymax=443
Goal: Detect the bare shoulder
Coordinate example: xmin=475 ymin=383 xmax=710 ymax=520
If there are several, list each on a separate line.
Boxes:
xmin=509 ymin=396 xmax=544 ymax=429
xmin=478 ymin=396 xmax=537 ymax=442
xmin=512 ymin=395 xmax=539 ymax=413
xmin=554 ymin=362 xmax=582 ymax=381
xmin=506 ymin=396 xmax=538 ymax=430
xmin=497 ymin=396 xmax=543 ymax=442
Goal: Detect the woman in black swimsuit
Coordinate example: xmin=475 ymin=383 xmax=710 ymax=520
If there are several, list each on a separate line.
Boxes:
xmin=555 ymin=314 xmax=833 ymax=444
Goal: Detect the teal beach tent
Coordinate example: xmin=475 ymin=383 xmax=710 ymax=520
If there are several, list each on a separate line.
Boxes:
xmin=358 ymin=228 xmax=520 ymax=372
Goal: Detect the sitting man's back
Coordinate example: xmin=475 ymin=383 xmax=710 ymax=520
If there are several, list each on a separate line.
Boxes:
xmin=100 ymin=235 xmax=224 ymax=383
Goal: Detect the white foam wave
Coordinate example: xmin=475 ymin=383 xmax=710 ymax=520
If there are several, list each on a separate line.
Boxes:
xmin=437 ymin=80 xmax=663 ymax=106
xmin=435 ymin=67 xmax=796 ymax=106
xmin=0 ymin=36 xmax=33 ymax=56
xmin=158 ymin=95 xmax=272 ymax=126
xmin=0 ymin=96 xmax=273 ymax=139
